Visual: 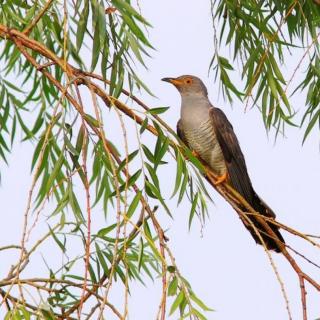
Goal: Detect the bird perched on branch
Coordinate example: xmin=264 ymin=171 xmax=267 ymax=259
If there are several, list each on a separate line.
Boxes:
xmin=162 ymin=75 xmax=284 ymax=252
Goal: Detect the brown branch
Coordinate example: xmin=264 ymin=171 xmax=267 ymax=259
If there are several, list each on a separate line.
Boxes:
xmin=79 ymin=133 xmax=92 ymax=314
xmin=5 ymin=223 xmax=62 ymax=281
xmin=300 ymin=277 xmax=307 ymax=320
xmin=287 ymin=245 xmax=320 ymax=270
xmin=73 ymin=68 xmax=177 ymax=137
xmin=0 ymin=288 xmax=77 ymax=320
xmin=0 ymin=278 xmax=122 ymax=319
xmin=203 ymin=170 xmax=319 ymax=320
xmin=85 ymin=80 xmax=124 ymax=319
xmin=84 ymin=302 xmax=101 ymax=320
xmin=1 ymin=23 xmax=319 ymax=320
xmin=0 ymin=289 xmax=11 ymax=312
xmin=23 ymin=0 xmax=55 ymax=36
xmin=0 ymin=245 xmax=23 ymax=252
xmin=4 ymin=40 xmax=164 ymax=316
xmin=109 ymin=101 xmax=131 ymax=318
xmin=37 ymin=61 xmax=56 ymax=71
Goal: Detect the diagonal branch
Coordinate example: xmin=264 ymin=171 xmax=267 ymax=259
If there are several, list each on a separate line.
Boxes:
xmin=23 ymin=0 xmax=55 ymax=35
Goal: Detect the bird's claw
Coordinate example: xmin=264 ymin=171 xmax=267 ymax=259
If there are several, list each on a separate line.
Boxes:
xmin=191 ymin=150 xmax=200 ymax=158
xmin=214 ymin=172 xmax=228 ymax=185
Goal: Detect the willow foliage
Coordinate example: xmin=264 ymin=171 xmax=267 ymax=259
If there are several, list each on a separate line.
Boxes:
xmin=0 ymin=0 xmax=319 ymax=319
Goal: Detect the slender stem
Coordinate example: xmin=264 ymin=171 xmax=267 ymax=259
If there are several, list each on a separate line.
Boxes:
xmin=23 ymin=0 xmax=55 ymax=36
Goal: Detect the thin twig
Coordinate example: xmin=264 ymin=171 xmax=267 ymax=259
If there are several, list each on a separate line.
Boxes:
xmin=23 ymin=0 xmax=55 ymax=36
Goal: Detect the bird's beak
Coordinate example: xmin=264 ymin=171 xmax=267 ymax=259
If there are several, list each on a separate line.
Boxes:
xmin=161 ymin=77 xmax=183 ymax=86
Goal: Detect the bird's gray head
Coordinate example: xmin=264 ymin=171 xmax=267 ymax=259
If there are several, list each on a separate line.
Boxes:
xmin=161 ymin=75 xmax=208 ymax=97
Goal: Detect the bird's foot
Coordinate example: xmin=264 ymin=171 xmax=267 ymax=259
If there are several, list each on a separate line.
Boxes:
xmin=191 ymin=150 xmax=200 ymax=158
xmin=214 ymin=172 xmax=228 ymax=185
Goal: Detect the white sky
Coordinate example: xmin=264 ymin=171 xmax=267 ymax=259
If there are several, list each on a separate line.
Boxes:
xmin=1 ymin=1 xmax=320 ymax=320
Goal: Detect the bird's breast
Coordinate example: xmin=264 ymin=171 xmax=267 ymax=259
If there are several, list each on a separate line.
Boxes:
xmin=183 ymin=118 xmax=227 ymax=175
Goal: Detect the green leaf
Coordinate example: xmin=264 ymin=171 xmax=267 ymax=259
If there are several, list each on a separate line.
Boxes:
xmin=178 ymin=171 xmax=189 ymax=204
xmin=83 ymin=113 xmax=100 ymax=127
xmin=154 ymin=137 xmax=169 ymax=168
xmin=95 ymin=243 xmax=109 ymax=274
xmin=117 ymin=150 xmax=139 ymax=173
xmin=68 ymin=186 xmax=84 ymax=222
xmin=64 ymin=135 xmax=79 ymax=156
xmin=49 ymin=226 xmax=66 ymax=253
xmin=143 ymin=222 xmax=162 ymax=261
xmin=45 ymin=151 xmax=65 ymax=193
xmin=101 ymin=40 xmax=109 ymax=81
xmin=172 ymin=151 xmax=184 ymax=197
xmin=169 ymin=290 xmax=185 ymax=315
xmin=142 ymin=144 xmax=155 ymax=163
xmin=145 ymin=180 xmax=172 ymax=217
xmin=51 ymin=197 xmax=68 ymax=216
xmin=261 ymin=86 xmax=269 ymax=125
xmin=98 ymin=223 xmax=117 ymax=236
xmin=147 ymin=107 xmax=170 ymax=115
xmin=190 ymin=292 xmax=214 ymax=311
xmin=40 ymin=308 xmax=55 ymax=320
xmin=168 ymin=276 xmax=178 ymax=296
xmin=266 ymin=71 xmax=278 ymax=100
xmin=15 ymin=109 xmax=33 ymax=140
xmin=76 ymin=0 xmax=89 ymax=51
xmin=97 ymin=0 xmax=107 ymax=47
xmin=145 ymin=162 xmax=160 ymax=189
xmin=126 ymin=191 xmax=141 ymax=220
xmin=188 ymin=192 xmax=199 ymax=230
xmin=268 ymin=53 xmax=285 ymax=84
xmin=3 ymin=79 xmax=25 ymax=93
xmin=190 ymin=308 xmax=207 ymax=320
xmin=112 ymin=0 xmax=152 ymax=26
xmin=138 ymin=237 xmax=144 ymax=271
xmin=303 ymin=110 xmax=320 ymax=143
xmin=126 ymin=30 xmax=147 ymax=67
xmin=218 ymin=56 xmax=234 ymax=70
xmin=91 ymin=22 xmax=101 ymax=71
xmin=20 ymin=307 xmax=31 ymax=320
xmin=140 ymin=117 xmax=148 ymax=134
xmin=111 ymin=169 xmax=141 ymax=196
xmin=125 ymin=169 xmax=142 ymax=190
xmin=88 ymin=262 xmax=98 ymax=284
xmin=119 ymin=12 xmax=152 ymax=47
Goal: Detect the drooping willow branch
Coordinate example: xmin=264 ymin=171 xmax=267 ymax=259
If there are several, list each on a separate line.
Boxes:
xmin=0 ymin=23 xmax=319 ymax=320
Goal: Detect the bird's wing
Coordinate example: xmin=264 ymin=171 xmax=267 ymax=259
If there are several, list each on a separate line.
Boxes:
xmin=177 ymin=119 xmax=189 ymax=147
xmin=209 ymin=107 xmax=255 ymax=204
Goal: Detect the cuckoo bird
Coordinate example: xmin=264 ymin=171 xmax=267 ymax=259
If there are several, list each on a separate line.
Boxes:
xmin=162 ymin=75 xmax=284 ymax=252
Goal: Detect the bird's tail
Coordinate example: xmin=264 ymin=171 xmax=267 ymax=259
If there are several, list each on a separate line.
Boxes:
xmin=205 ymin=174 xmax=285 ymax=252
xmin=242 ymin=192 xmax=285 ymax=252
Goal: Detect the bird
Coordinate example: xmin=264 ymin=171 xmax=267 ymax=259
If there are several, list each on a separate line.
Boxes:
xmin=162 ymin=75 xmax=285 ymax=252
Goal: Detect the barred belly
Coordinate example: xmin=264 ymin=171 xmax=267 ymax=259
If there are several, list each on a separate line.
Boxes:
xmin=184 ymin=118 xmax=227 ymax=175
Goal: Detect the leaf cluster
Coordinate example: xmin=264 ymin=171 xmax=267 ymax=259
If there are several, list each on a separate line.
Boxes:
xmin=211 ymin=0 xmax=320 ymax=138
xmin=0 ymin=1 xmax=213 ymax=318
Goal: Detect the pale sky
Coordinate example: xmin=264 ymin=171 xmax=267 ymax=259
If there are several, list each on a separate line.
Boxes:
xmin=1 ymin=1 xmax=320 ymax=320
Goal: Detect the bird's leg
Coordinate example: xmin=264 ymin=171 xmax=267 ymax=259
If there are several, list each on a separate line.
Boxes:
xmin=214 ymin=172 xmax=228 ymax=185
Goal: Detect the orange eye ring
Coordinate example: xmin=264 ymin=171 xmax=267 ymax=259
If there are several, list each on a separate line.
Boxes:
xmin=185 ymin=78 xmax=192 ymax=84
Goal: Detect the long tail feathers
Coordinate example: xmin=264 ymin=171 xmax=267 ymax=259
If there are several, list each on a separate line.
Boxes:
xmin=243 ymin=192 xmax=285 ymax=252
xmin=206 ymin=174 xmax=285 ymax=252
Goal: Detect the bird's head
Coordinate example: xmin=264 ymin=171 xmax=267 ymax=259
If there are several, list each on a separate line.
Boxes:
xmin=162 ymin=75 xmax=208 ymax=97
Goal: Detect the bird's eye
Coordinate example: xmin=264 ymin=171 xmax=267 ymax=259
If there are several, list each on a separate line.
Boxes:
xmin=185 ymin=79 xmax=192 ymax=84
